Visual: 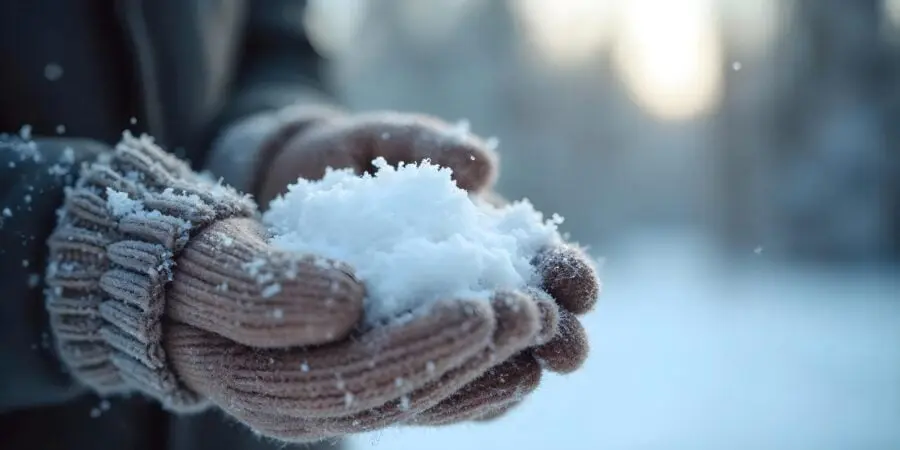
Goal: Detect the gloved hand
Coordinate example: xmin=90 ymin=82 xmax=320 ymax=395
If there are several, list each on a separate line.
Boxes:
xmin=46 ymin=131 xmax=599 ymax=443
xmin=208 ymin=108 xmax=497 ymax=206
xmin=188 ymin=245 xmax=599 ymax=443
xmin=208 ymin=109 xmax=600 ymax=437
xmin=412 ymin=245 xmax=598 ymax=426
xmin=45 ymin=132 xmax=363 ymax=410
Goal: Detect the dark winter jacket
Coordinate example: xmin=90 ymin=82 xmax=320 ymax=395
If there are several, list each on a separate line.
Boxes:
xmin=0 ymin=1 xmax=340 ymax=449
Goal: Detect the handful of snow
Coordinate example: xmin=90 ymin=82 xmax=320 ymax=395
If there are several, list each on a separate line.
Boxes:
xmin=263 ymin=158 xmax=563 ymax=325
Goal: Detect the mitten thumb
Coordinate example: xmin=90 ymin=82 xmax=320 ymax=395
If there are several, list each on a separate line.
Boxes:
xmin=166 ymin=217 xmax=365 ymax=348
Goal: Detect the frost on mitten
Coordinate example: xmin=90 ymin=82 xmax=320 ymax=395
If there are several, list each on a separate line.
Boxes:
xmin=44 ymin=132 xmax=257 ymax=411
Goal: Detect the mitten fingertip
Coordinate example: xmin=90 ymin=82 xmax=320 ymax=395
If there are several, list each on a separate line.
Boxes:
xmin=536 ymin=245 xmax=601 ymax=315
xmin=531 ymin=310 xmax=589 ymax=374
xmin=489 ymin=291 xmax=542 ymax=352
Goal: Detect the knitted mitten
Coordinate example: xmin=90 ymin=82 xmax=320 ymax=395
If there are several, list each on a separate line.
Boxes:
xmin=45 ymin=131 xmax=599 ymax=443
xmin=44 ymin=132 xmax=364 ymax=411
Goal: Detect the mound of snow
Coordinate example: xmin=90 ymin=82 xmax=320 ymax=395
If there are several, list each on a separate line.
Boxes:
xmin=263 ymin=157 xmax=562 ymax=324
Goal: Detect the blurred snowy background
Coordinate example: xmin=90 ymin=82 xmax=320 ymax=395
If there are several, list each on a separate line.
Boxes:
xmin=301 ymin=0 xmax=900 ymax=449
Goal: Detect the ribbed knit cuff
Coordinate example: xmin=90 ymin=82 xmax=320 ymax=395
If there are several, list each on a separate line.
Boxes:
xmin=44 ymin=132 xmax=257 ymax=411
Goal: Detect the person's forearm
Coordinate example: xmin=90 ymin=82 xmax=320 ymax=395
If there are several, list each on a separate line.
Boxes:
xmin=0 ymin=135 xmax=108 ymax=412
xmin=200 ymin=0 xmax=341 ymax=194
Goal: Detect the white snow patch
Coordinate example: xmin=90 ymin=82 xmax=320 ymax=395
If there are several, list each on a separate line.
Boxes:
xmin=399 ymin=395 xmax=411 ymax=411
xmin=19 ymin=125 xmax=32 ymax=140
xmin=216 ymin=232 xmax=234 ymax=247
xmin=451 ymin=119 xmax=471 ymax=137
xmin=47 ymin=164 xmax=71 ymax=176
xmin=485 ymin=137 xmax=500 ymax=151
xmin=61 ymin=147 xmax=75 ymax=164
xmin=44 ymin=63 xmax=64 ymax=81
xmin=264 ymin=157 xmax=562 ymax=324
xmin=105 ymin=188 xmax=144 ymax=217
xmin=344 ymin=392 xmax=355 ymax=407
xmin=242 ymin=258 xmax=266 ymax=277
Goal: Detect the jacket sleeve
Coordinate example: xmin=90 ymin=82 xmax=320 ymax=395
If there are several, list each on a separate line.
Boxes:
xmin=200 ymin=0 xmax=343 ymax=193
xmin=216 ymin=0 xmax=337 ymax=131
xmin=0 ymin=134 xmax=109 ymax=412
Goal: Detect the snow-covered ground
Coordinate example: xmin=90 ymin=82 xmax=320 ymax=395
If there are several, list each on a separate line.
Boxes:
xmin=350 ymin=231 xmax=900 ymax=450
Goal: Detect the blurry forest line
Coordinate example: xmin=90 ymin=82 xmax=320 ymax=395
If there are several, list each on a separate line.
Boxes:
xmin=305 ymin=0 xmax=900 ymax=264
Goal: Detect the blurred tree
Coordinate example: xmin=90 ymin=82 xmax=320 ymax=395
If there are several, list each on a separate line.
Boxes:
xmin=717 ymin=0 xmax=898 ymax=263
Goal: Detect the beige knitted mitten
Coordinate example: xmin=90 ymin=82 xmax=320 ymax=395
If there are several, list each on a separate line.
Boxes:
xmin=45 ymin=132 xmax=600 ymax=443
xmin=206 ymin=109 xmax=601 ymax=439
xmin=45 ymin=133 xmax=364 ymax=411
xmin=412 ymin=245 xmax=598 ymax=426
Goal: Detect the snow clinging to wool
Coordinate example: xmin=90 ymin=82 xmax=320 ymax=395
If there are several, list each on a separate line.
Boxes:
xmin=263 ymin=157 xmax=563 ymax=325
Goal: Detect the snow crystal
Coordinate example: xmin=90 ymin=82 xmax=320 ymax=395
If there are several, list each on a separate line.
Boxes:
xmin=157 ymin=259 xmax=175 ymax=281
xmin=242 ymin=258 xmax=266 ymax=277
xmin=130 ymin=117 xmax=137 ymax=125
xmin=44 ymin=63 xmax=64 ymax=81
xmin=60 ymin=147 xmax=75 ymax=164
xmin=399 ymin=395 xmax=411 ymax=411
xmin=451 ymin=119 xmax=471 ymax=137
xmin=56 ymin=125 xmax=66 ymax=135
xmin=256 ymin=272 xmax=275 ymax=284
xmin=425 ymin=361 xmax=436 ymax=374
xmin=47 ymin=164 xmax=70 ymax=176
xmin=105 ymin=189 xmax=144 ymax=217
xmin=264 ymin=157 xmax=562 ymax=324
xmin=271 ymin=308 xmax=284 ymax=319
xmin=344 ymin=392 xmax=355 ymax=407
xmin=300 ymin=361 xmax=310 ymax=372
xmin=2 ymin=208 xmax=11 ymax=217
xmin=485 ymin=137 xmax=500 ymax=151
xmin=89 ymin=408 xmax=101 ymax=419
xmin=4 ymin=132 xmax=42 ymax=163
xmin=216 ymin=232 xmax=234 ymax=247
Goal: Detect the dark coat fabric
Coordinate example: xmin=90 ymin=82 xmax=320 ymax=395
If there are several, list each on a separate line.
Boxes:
xmin=0 ymin=1 xmax=340 ymax=449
